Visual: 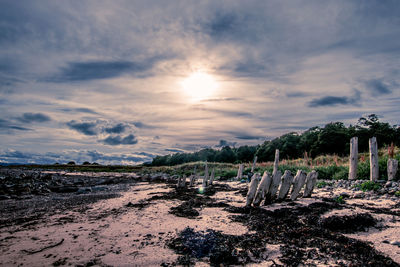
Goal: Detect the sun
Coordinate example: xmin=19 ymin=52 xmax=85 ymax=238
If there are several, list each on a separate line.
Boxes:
xmin=180 ymin=71 xmax=218 ymax=101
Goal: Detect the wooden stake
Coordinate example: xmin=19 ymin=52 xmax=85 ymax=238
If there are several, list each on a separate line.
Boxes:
xmin=369 ymin=137 xmax=379 ymax=181
xmin=348 ymin=137 xmax=358 ymax=180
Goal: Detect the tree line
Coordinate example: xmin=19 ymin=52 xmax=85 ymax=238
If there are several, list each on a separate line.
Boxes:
xmin=150 ymin=114 xmax=400 ymax=166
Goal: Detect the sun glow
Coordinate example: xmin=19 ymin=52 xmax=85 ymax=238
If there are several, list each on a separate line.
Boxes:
xmin=180 ymin=71 xmax=218 ymax=101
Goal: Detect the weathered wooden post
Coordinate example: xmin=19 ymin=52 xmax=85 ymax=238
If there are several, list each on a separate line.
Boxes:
xmin=189 ymin=175 xmax=195 ymax=187
xmin=273 ymin=149 xmax=279 ymax=175
xmin=236 ymin=164 xmax=243 ymax=180
xmin=177 ymin=175 xmax=186 ymax=188
xmin=251 ymin=156 xmax=258 ymax=173
xmin=246 ymin=173 xmax=260 ymax=206
xmin=348 ymin=137 xmax=358 ymax=180
xmin=264 ymin=170 xmax=282 ymax=203
xmin=253 ymin=171 xmax=272 ymax=206
xmin=369 ymin=137 xmax=379 ymax=181
xmin=303 ymin=171 xmax=318 ymax=197
xmin=290 ymin=170 xmax=307 ymax=201
xmin=388 ymin=158 xmax=398 ymax=181
xmin=209 ymin=168 xmax=215 ymax=185
xmin=202 ymin=161 xmax=209 ymax=187
xmin=277 ymin=170 xmax=294 ymax=200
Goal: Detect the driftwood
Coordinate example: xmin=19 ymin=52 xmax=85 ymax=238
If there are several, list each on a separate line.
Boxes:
xmin=273 ymin=149 xmax=279 ymax=175
xmin=22 ymin=239 xmax=64 ymax=254
xmin=388 ymin=158 xmax=398 ymax=181
xmin=290 ymin=170 xmax=306 ymax=201
xmin=264 ymin=170 xmax=282 ymax=203
xmin=369 ymin=137 xmax=379 ymax=181
xmin=303 ymin=171 xmax=318 ymax=197
xmin=246 ymin=173 xmax=260 ymax=206
xmin=349 ymin=137 xmax=358 ymax=180
xmin=253 ymin=171 xmax=272 ymax=206
xmin=277 ymin=170 xmax=294 ymax=200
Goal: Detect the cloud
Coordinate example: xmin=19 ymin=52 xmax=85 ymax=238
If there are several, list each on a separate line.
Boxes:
xmin=100 ymin=134 xmax=138 ymax=146
xmin=0 ymin=149 xmax=151 ymax=165
xmin=60 ymin=107 xmax=98 ymax=114
xmin=308 ymin=96 xmax=355 ymax=107
xmin=104 ymin=123 xmax=126 ymax=134
xmin=132 ymin=121 xmax=155 ymax=129
xmin=216 ymin=139 xmax=237 ymax=147
xmin=16 ymin=112 xmax=51 ymax=123
xmin=286 ymin=91 xmax=310 ymax=98
xmin=49 ymin=60 xmax=157 ymax=82
xmin=365 ymin=78 xmax=392 ymax=96
xmin=66 ymin=120 xmax=98 ymax=135
xmin=235 ymin=135 xmax=265 ymax=140
xmin=0 ymin=119 xmax=31 ymax=131
xmin=165 ymin=148 xmax=184 ymax=153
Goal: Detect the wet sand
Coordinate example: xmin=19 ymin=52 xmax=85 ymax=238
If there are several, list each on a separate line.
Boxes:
xmin=0 ymin=174 xmax=399 ymax=266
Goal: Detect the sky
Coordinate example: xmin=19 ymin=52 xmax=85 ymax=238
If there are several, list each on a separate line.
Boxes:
xmin=0 ymin=0 xmax=399 ymax=165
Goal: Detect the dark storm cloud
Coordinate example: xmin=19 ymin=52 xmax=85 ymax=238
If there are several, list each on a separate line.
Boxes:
xmin=132 ymin=121 xmax=156 ymax=129
xmin=0 ymin=119 xmax=31 ymax=131
xmin=104 ymin=123 xmax=126 ymax=134
xmin=66 ymin=120 xmax=98 ymax=136
xmin=235 ymin=135 xmax=265 ymax=140
xmin=100 ymin=134 xmax=138 ymax=146
xmin=365 ymin=79 xmax=392 ymax=96
xmin=17 ymin=112 xmax=51 ymax=123
xmin=216 ymin=139 xmax=237 ymax=147
xmin=49 ymin=60 xmax=156 ymax=82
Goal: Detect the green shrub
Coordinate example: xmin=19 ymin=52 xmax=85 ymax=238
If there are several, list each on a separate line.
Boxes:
xmin=314 ymin=165 xmax=347 ymax=180
xmin=395 ymin=191 xmax=400 ymax=197
xmin=316 ymin=181 xmax=333 ymax=188
xmin=355 ymin=181 xmax=381 ymax=192
xmin=335 ymin=195 xmax=345 ymax=204
xmin=357 ymin=161 xmax=370 ymax=180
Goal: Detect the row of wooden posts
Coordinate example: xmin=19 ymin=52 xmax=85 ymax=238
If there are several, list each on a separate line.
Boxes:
xmin=349 ymin=136 xmax=398 ymax=181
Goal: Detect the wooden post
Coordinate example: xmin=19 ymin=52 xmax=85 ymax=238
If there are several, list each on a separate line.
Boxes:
xmin=264 ymin=170 xmax=282 ymax=203
xmin=202 ymin=161 xmax=209 ymax=187
xmin=348 ymin=137 xmax=358 ymax=180
xmin=303 ymin=171 xmax=318 ymax=197
xmin=290 ymin=170 xmax=307 ymax=201
xmin=209 ymin=168 xmax=215 ymax=185
xmin=246 ymin=173 xmax=260 ymax=206
xmin=277 ymin=170 xmax=294 ymax=200
xmin=251 ymin=156 xmax=258 ymax=173
xmin=189 ymin=175 xmax=195 ymax=187
xmin=253 ymin=171 xmax=272 ymax=206
xmin=388 ymin=158 xmax=398 ymax=181
xmin=236 ymin=164 xmax=243 ymax=180
xmin=369 ymin=137 xmax=379 ymax=181
xmin=273 ymin=149 xmax=279 ymax=175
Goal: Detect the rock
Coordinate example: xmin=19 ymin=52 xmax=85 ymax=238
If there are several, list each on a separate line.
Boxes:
xmin=385 ymin=181 xmax=392 ymax=188
xmin=76 ymin=187 xmax=92 ymax=194
xmin=353 ymin=192 xmax=365 ymax=199
xmin=390 ymin=240 xmax=400 ymax=247
xmin=340 ymin=192 xmax=350 ymax=199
